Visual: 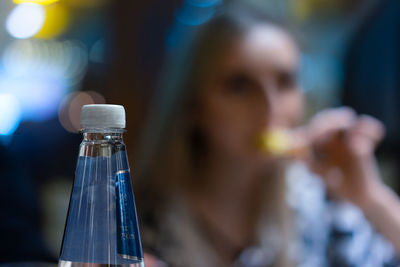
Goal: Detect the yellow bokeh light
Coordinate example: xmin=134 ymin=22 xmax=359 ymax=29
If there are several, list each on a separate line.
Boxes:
xmin=35 ymin=3 xmax=69 ymax=39
xmin=13 ymin=0 xmax=59 ymax=5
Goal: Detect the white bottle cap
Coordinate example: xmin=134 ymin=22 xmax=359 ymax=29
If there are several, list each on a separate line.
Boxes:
xmin=80 ymin=104 xmax=126 ymax=129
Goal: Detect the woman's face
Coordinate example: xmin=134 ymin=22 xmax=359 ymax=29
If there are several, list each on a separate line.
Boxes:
xmin=197 ymin=23 xmax=303 ymax=166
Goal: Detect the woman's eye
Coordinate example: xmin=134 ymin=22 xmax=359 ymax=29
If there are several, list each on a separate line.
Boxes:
xmin=223 ymin=74 xmax=255 ymax=94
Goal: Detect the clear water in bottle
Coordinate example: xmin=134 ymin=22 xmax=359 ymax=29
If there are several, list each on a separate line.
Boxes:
xmin=58 ymin=105 xmax=144 ymax=267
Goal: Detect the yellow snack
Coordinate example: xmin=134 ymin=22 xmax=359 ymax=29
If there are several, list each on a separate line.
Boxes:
xmin=259 ymin=129 xmax=292 ymax=156
xmin=259 ymin=128 xmax=308 ymax=158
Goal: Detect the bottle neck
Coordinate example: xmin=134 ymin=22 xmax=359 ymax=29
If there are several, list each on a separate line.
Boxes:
xmin=82 ymin=128 xmax=124 ymax=142
xmin=80 ymin=129 xmax=126 ymax=158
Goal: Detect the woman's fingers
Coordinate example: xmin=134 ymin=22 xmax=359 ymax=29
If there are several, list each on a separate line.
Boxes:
xmin=308 ymin=107 xmax=357 ymax=141
xmin=345 ymin=114 xmax=385 ymax=157
xmin=350 ymin=114 xmax=385 ymax=143
xmin=306 ymin=108 xmax=386 ymax=160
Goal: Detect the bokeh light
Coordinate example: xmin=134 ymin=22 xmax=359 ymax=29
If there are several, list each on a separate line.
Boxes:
xmin=0 ymin=76 xmax=66 ymax=121
xmin=187 ymin=0 xmax=221 ymax=8
xmin=176 ymin=2 xmax=217 ymax=26
xmin=0 ymin=39 xmax=89 ymax=121
xmin=63 ymin=40 xmax=89 ymax=84
xmin=6 ymin=3 xmax=45 ymax=39
xmin=58 ymin=91 xmax=106 ymax=133
xmin=35 ymin=3 xmax=69 ymax=39
xmin=13 ymin=0 xmax=59 ymax=5
xmin=167 ymin=0 xmax=222 ymax=49
xmin=89 ymin=39 xmax=104 ymax=63
xmin=0 ymin=94 xmax=22 ymax=136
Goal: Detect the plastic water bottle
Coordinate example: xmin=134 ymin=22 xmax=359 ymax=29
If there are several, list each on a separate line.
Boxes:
xmin=59 ymin=104 xmax=144 ymax=267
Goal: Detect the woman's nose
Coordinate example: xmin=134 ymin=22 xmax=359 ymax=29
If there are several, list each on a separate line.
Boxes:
xmin=259 ymin=85 xmax=284 ymax=129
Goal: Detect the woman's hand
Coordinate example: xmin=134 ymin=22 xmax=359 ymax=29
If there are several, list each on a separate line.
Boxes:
xmin=301 ymin=107 xmax=400 ymax=253
xmin=304 ymin=107 xmax=385 ymax=205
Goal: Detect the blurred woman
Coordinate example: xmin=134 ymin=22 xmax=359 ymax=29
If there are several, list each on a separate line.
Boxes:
xmin=136 ymin=6 xmax=400 ymax=267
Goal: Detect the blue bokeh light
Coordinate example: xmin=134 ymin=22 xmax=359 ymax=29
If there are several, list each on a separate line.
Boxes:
xmin=0 ymin=39 xmax=88 ymax=123
xmin=186 ymin=0 xmax=221 ymax=8
xmin=176 ymin=2 xmax=217 ymax=26
xmin=0 ymin=93 xmax=22 ymax=136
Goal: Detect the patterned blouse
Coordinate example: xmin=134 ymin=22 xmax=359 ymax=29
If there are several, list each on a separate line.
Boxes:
xmin=141 ymin=162 xmax=399 ymax=267
xmin=282 ymin=162 xmax=398 ymax=267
